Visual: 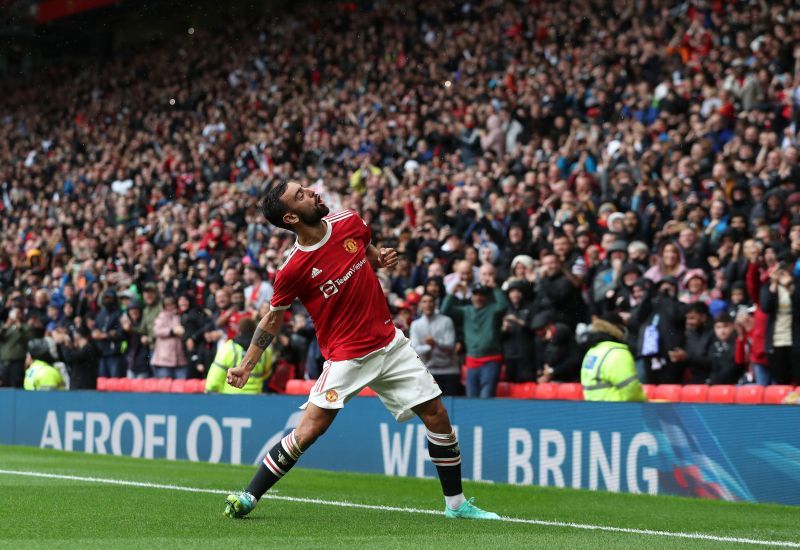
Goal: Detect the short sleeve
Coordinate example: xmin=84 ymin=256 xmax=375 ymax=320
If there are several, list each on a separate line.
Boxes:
xmin=270 ymin=268 xmax=298 ymax=311
xmin=354 ymin=212 xmax=371 ymax=247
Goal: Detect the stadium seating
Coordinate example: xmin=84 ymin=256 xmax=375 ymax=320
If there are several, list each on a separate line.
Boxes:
xmin=285 ymin=379 xmax=315 ymax=395
xmin=680 ymin=385 xmax=709 ymax=403
xmin=508 ymin=382 xmax=537 ymax=399
xmin=89 ymin=378 xmax=800 ymax=405
xmin=654 ymin=384 xmax=682 ymax=402
xmin=556 ymin=383 xmax=583 ymax=401
xmin=762 ymin=385 xmax=794 ymax=405
xmin=734 ymin=385 xmax=765 ymax=405
xmin=495 ymin=382 xmax=512 ymax=398
xmin=184 ymin=379 xmax=205 ymax=393
xmin=170 ymin=379 xmax=188 ymax=393
xmin=641 ymin=384 xmax=657 ymax=400
xmin=534 ymin=382 xmax=559 ymax=400
xmin=707 ymin=385 xmax=736 ymax=404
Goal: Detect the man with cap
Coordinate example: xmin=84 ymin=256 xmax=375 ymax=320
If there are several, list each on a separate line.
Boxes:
xmin=23 ymin=338 xmax=65 ymax=391
xmin=581 ymin=313 xmax=646 ymax=402
xmin=442 ymin=277 xmax=508 ymax=398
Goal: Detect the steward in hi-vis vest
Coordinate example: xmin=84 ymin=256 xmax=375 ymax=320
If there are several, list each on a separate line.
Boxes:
xmin=206 ymin=317 xmax=272 ymax=394
xmin=581 ymin=314 xmax=646 ymax=402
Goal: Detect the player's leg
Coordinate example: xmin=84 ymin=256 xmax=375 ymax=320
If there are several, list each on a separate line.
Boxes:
xmin=225 ymin=404 xmax=337 ymax=518
xmin=371 ymin=331 xmax=499 ymax=519
xmin=412 ymin=397 xmax=497 ymax=519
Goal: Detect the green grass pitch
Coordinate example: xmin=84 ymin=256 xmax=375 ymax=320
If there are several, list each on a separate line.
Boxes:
xmin=1 ymin=445 xmax=798 ymax=549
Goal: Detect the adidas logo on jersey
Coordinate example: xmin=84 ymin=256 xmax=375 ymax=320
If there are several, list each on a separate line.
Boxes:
xmin=311 ymin=267 xmax=322 ymax=278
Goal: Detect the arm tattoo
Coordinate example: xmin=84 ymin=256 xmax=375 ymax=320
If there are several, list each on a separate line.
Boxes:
xmin=252 ymin=326 xmax=274 ymax=350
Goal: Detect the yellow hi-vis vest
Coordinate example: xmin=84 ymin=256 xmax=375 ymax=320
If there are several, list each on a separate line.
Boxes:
xmin=205 ymin=339 xmax=272 ymax=395
xmin=24 ymin=360 xmax=65 ymax=391
xmin=581 ymin=341 xmax=646 ymax=402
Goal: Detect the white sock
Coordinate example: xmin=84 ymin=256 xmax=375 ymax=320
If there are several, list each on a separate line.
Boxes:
xmin=445 ymin=493 xmax=466 ymax=510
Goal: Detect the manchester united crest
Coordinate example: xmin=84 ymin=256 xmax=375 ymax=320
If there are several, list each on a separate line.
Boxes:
xmin=344 ymin=238 xmax=358 ymax=253
xmin=325 ymin=389 xmax=339 ymax=402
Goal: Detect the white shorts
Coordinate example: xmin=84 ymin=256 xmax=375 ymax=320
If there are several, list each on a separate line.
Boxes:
xmin=302 ymin=328 xmax=442 ymax=421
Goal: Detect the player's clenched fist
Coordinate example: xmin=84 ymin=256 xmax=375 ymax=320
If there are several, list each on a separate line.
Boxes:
xmin=379 ymin=247 xmax=398 ymax=270
xmin=227 ymin=365 xmax=250 ymax=388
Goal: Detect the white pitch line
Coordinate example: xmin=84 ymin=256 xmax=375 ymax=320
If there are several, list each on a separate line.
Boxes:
xmin=0 ymin=469 xmax=797 ymax=548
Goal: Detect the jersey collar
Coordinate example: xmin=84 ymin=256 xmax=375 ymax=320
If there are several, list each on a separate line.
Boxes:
xmin=295 ymin=220 xmax=332 ymax=252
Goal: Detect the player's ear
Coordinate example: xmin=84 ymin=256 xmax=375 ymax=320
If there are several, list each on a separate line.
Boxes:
xmin=282 ymin=212 xmax=298 ymax=226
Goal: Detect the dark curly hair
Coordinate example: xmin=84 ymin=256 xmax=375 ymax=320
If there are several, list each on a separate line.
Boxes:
xmin=259 ymin=180 xmax=291 ymax=230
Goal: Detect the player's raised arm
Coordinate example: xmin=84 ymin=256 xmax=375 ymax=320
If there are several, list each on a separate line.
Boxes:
xmin=227 ymin=308 xmax=283 ymax=388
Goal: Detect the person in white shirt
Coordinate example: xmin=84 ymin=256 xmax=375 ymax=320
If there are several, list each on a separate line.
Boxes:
xmin=410 ymin=293 xmax=460 ymax=395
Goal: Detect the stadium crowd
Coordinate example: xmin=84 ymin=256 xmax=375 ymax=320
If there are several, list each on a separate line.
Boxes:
xmin=2 ymin=0 xmax=800 ymax=396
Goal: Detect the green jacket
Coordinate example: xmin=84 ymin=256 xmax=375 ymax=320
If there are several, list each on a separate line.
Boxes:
xmin=441 ymin=288 xmax=508 ymax=358
xmin=205 ymin=339 xmax=272 ymax=395
xmin=0 ymin=323 xmax=34 ymax=361
xmin=142 ymin=303 xmax=162 ymax=344
xmin=581 ymin=340 xmax=646 ymax=402
xmin=24 ymin=360 xmax=65 ymax=391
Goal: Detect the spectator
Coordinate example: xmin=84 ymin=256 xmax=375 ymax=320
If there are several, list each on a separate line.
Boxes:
xmin=761 ymin=267 xmax=800 ymax=385
xmin=645 ymin=242 xmax=687 ymax=286
xmin=708 ymin=313 xmax=742 ymax=385
xmin=581 ymin=313 xmax=646 ymax=402
xmin=668 ymin=302 xmax=713 ymax=384
xmin=53 ymin=325 xmax=98 ymax=390
xmin=178 ymin=293 xmax=212 ymax=378
xmin=632 ymin=277 xmax=687 ymax=384
xmin=533 ymin=252 xmax=580 ymax=329
xmin=151 ymin=296 xmax=189 ymax=379
xmin=441 ymin=282 xmax=507 ymax=398
xmin=244 ymin=265 xmax=274 ymax=312
xmin=409 ymin=293 xmax=460 ymax=395
xmin=92 ymin=289 xmax=125 ymax=378
xmin=500 ymin=280 xmax=536 ymax=383
xmin=120 ymin=300 xmax=152 ymax=379
xmin=0 ymin=303 xmax=34 ymax=388
xmin=140 ymin=283 xmax=162 ymax=350
xmin=537 ymin=323 xmax=581 ymax=384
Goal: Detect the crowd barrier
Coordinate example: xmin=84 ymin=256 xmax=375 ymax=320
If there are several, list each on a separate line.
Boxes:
xmin=1 ymin=389 xmax=798 ymax=505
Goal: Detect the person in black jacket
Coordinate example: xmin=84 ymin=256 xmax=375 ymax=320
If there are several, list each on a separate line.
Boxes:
xmin=668 ymin=302 xmax=713 ymax=384
xmin=178 ymin=293 xmax=212 ymax=378
xmin=92 ymin=289 xmax=125 ymax=378
xmin=533 ymin=252 xmax=580 ymax=329
xmin=537 ymin=323 xmax=580 ymax=383
xmin=53 ymin=325 xmax=98 ymax=390
xmin=631 ymin=276 xmax=687 ymax=384
xmin=501 ymin=280 xmax=536 ymax=382
xmin=708 ymin=313 xmax=743 ymax=384
xmin=120 ymin=300 xmax=152 ymax=378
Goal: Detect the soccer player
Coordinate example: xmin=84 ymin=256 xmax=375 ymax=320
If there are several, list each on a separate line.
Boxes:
xmin=224 ymin=181 xmax=499 ymax=520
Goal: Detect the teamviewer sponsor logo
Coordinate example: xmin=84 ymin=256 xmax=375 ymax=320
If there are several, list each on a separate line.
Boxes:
xmin=320 ymin=280 xmax=338 ymax=298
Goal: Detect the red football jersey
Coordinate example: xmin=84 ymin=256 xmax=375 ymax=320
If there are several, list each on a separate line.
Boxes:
xmin=270 ymin=210 xmax=395 ymax=361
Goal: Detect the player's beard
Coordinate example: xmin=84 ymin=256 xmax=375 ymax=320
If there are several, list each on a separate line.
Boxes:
xmin=299 ymin=203 xmax=330 ymax=225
